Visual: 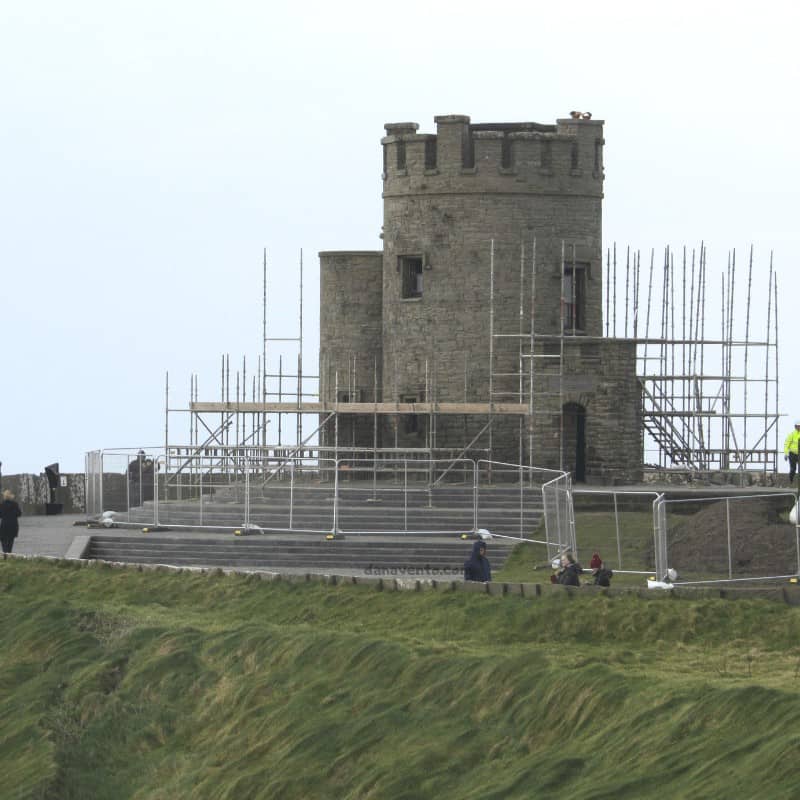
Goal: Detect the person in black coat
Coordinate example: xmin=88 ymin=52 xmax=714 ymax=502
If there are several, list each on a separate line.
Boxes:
xmin=589 ymin=551 xmax=613 ymax=587
xmin=0 ymin=490 xmax=22 ymax=555
xmin=464 ymin=540 xmax=492 ymax=582
xmin=557 ymin=552 xmax=582 ymax=586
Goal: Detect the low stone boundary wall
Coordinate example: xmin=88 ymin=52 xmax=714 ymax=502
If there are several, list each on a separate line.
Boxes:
xmin=1 ymin=473 xmax=85 ymax=514
xmin=7 ymin=549 xmax=800 ymax=606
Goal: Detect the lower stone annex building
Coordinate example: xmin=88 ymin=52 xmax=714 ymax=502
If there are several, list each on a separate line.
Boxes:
xmin=318 ymin=113 xmax=642 ymax=485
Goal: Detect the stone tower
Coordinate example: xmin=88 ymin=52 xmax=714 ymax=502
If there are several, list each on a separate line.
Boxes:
xmin=320 ymin=114 xmax=641 ymax=483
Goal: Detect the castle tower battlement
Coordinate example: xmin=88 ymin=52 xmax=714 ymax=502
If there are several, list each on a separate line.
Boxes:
xmin=382 ymin=114 xmax=604 ymax=197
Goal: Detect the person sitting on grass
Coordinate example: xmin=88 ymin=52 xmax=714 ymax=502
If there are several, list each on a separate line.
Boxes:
xmin=464 ymin=540 xmax=492 ymax=583
xmin=557 ymin=552 xmax=582 ymax=586
xmin=589 ymin=552 xmax=613 ymax=587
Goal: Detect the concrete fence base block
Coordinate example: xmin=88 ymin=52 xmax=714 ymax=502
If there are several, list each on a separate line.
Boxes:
xmin=355 ymin=576 xmax=383 ymax=589
xmin=487 ymin=582 xmax=507 ymax=597
xmin=463 ymin=580 xmax=489 ymax=594
xmin=672 ymin=587 xmax=714 ymax=600
xmin=541 ymin=583 xmax=573 ymax=597
xmin=283 ymin=573 xmax=311 ymax=584
xmin=519 ymin=582 xmax=541 ymax=597
xmin=783 ymin=587 xmax=800 ymax=606
xmin=584 ymin=585 xmax=612 ymax=597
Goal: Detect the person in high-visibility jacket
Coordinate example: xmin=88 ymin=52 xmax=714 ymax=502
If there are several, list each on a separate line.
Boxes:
xmin=784 ymin=421 xmax=800 ymax=481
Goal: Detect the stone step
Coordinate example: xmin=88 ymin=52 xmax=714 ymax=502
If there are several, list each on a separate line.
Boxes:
xmin=85 ymin=535 xmax=514 ymax=571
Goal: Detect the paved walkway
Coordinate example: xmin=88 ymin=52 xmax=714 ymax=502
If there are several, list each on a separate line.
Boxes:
xmin=11 ymin=513 xmax=87 ymax=558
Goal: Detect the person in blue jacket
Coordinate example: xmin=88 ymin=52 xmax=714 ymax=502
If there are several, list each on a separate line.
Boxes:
xmin=464 ymin=540 xmax=492 ymax=582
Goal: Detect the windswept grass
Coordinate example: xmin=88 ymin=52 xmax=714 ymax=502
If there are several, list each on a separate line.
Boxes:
xmin=2 ymin=559 xmax=800 ymax=799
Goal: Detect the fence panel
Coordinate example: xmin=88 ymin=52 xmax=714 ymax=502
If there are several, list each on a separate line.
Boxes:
xmin=84 ymin=450 xmax=103 ymax=518
xmin=572 ymin=490 xmax=660 ymax=575
xmin=660 ymin=493 xmax=798 ymax=584
xmin=336 ymin=458 xmax=475 ymax=535
xmin=475 ymin=462 xmax=572 ymax=563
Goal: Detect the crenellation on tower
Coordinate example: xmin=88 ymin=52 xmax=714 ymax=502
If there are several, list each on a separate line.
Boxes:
xmin=381 ymin=115 xmax=604 ymax=195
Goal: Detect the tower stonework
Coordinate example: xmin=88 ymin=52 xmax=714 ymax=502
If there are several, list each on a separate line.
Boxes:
xmin=320 ymin=114 xmax=642 ymax=484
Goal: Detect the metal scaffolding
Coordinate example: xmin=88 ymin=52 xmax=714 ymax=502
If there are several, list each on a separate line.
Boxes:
xmin=608 ymin=244 xmax=780 ymax=474
xmin=165 ymin=242 xmax=781 ymax=482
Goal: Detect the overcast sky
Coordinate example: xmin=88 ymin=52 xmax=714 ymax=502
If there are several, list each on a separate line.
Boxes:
xmin=1 ymin=0 xmax=797 ymax=474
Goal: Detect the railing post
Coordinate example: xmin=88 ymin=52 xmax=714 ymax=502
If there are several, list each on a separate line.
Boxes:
xmin=614 ymin=492 xmax=623 ymax=569
xmin=126 ymin=453 xmax=132 ymax=523
xmin=726 ymin=498 xmax=732 ymax=579
xmin=473 ymin=460 xmax=480 ymax=536
xmin=244 ymin=462 xmax=251 ymax=529
xmin=404 ymin=459 xmax=408 ymax=534
xmin=153 ymin=457 xmax=160 ymax=527
xmin=289 ymin=456 xmax=295 ymax=530
xmin=99 ymin=451 xmax=105 ymax=518
xmin=332 ymin=459 xmax=340 ymax=534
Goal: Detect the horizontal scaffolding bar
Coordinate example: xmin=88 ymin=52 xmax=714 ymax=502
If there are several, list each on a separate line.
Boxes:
xmin=190 ymin=401 xmax=531 ymax=415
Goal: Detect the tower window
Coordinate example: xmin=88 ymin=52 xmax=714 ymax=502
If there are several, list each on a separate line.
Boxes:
xmin=401 ymin=394 xmax=420 ymax=434
xmin=400 ymin=256 xmax=423 ymax=298
xmin=396 ymin=140 xmax=407 ymax=170
xmin=562 ymin=263 xmax=587 ymax=333
xmin=541 ymin=139 xmax=552 ymax=170
xmin=501 ymin=135 xmax=513 ymax=169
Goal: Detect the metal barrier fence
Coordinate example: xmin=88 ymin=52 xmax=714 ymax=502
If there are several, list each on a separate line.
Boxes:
xmin=653 ymin=492 xmax=799 ymax=585
xmin=572 ymin=489 xmax=662 ymax=576
xmin=85 ymin=450 xmax=103 ymax=517
xmin=86 ymin=448 xmax=800 ymax=585
xmin=85 ymin=447 xmax=573 ymax=546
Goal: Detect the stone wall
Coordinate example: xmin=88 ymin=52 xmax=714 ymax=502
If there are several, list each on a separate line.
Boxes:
xmin=319 ymin=251 xmax=384 ymax=450
xmin=1 ymin=473 xmax=86 ymax=514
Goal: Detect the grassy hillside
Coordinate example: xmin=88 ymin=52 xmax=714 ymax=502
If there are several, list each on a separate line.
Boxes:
xmin=2 ymin=559 xmax=800 ymax=799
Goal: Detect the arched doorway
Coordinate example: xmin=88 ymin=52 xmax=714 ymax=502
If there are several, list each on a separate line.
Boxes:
xmin=563 ymin=403 xmax=586 ymax=483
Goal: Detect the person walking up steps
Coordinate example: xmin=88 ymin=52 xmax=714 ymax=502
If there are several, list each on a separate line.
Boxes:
xmin=0 ymin=490 xmax=22 ymax=556
xmin=785 ymin=421 xmax=800 ymax=482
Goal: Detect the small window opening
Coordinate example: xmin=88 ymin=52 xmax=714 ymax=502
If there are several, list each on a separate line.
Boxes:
xmin=541 ymin=139 xmax=552 ymax=169
xmin=501 ymin=135 xmax=513 ymax=169
xmin=396 ymin=140 xmax=407 ymax=170
xmin=337 ymin=390 xmax=362 ymax=403
xmin=562 ymin=263 xmax=587 ymax=332
xmin=401 ymin=394 xmax=420 ymax=434
xmin=570 ymin=142 xmax=579 ymax=170
xmin=400 ymin=256 xmax=423 ymax=298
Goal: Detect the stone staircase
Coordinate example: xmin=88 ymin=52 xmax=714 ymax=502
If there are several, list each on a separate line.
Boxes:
xmin=84 ymin=534 xmax=517 ymax=574
xmin=119 ymin=482 xmax=543 ymax=539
